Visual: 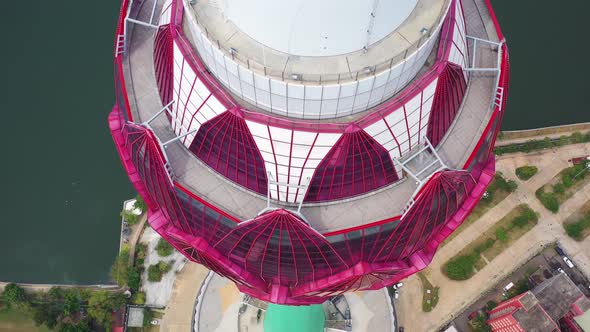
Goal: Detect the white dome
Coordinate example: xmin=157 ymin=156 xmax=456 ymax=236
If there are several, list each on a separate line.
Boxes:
xmin=222 ymin=0 xmax=418 ymax=56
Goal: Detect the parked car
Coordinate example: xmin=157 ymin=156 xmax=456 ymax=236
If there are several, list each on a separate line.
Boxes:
xmin=563 ymin=256 xmax=575 ymax=269
xmin=399 ymin=327 xmax=405 ymax=332
xmin=394 ymin=291 xmax=399 ymax=300
xmin=150 ymin=319 xmax=160 ymax=325
xmin=503 ymin=282 xmax=514 ymax=292
xmin=555 ymin=246 xmax=566 ymax=257
xmin=557 ymin=267 xmax=565 ymax=274
xmin=393 ymin=282 xmax=404 ymax=289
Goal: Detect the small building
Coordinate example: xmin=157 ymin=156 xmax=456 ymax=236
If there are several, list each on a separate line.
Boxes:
xmin=487 ymin=273 xmax=590 ymax=331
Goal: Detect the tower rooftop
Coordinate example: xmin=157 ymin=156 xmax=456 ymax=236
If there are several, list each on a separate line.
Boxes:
xmin=185 ymin=0 xmax=447 ymax=83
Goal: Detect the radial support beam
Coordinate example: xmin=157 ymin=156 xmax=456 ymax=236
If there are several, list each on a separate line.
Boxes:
xmin=394 ymin=136 xmax=449 ymax=217
xmin=126 ymin=18 xmax=159 ymax=29
xmin=162 ymin=128 xmax=199 ymax=147
xmin=143 ymin=101 xmax=174 ymax=125
xmin=266 ymin=172 xmax=309 ymax=214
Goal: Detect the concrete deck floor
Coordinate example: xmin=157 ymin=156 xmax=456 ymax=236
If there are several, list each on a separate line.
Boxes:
xmin=122 ymin=0 xmax=500 ymax=232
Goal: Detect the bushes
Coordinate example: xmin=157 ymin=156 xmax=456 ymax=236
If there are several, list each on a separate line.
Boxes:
xmin=133 ymin=194 xmax=147 ymax=213
xmin=445 ymin=254 xmax=478 ymax=280
xmin=564 ymin=215 xmax=590 ymax=241
xmin=495 ymin=131 xmax=590 ymax=155
xmin=443 ymin=205 xmax=538 ymax=281
xmin=495 ymin=227 xmax=508 ymax=243
xmin=475 ymin=238 xmax=496 ymax=255
xmin=147 ymin=261 xmax=172 ymax=282
xmin=562 ymin=162 xmax=589 ymax=187
xmin=156 ymin=238 xmax=174 ymax=257
xmin=489 ymin=173 xmax=518 ymax=193
xmin=536 ymin=188 xmax=559 ymax=213
xmin=515 ymin=166 xmax=538 ymax=181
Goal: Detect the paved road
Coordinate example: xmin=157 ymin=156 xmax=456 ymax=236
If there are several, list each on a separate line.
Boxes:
xmin=160 ymin=262 xmax=209 ymax=332
xmin=397 ymin=142 xmax=590 ymax=332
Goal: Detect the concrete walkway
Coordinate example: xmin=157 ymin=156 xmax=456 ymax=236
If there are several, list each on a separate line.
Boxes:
xmin=497 ymin=122 xmax=590 ymax=145
xmin=397 ymin=143 xmax=590 ymax=331
xmin=160 ymin=262 xmax=210 ymax=332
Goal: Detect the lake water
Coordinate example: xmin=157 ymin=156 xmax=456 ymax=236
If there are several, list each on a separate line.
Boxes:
xmin=0 ymin=0 xmax=587 ymax=284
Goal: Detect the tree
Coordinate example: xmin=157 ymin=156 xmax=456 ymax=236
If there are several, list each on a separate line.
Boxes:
xmin=59 ymin=320 xmax=92 ymax=332
xmin=515 ymin=166 xmax=538 ymax=181
xmin=147 ymin=261 xmax=172 ymax=282
xmin=120 ymin=209 xmax=138 ymax=224
xmin=87 ymin=291 xmax=126 ymax=329
xmin=470 ymin=313 xmax=492 ymax=332
xmin=156 ymin=238 xmax=174 ymax=257
xmin=444 ymin=255 xmax=477 ymax=280
xmin=134 ymin=194 xmax=147 ymax=213
xmin=63 ymin=291 xmax=81 ymax=316
xmin=32 ymin=303 xmax=60 ymax=329
xmin=127 ymin=267 xmax=142 ymax=291
xmin=1 ymin=283 xmax=27 ymax=307
xmin=131 ymin=292 xmax=146 ymax=305
xmin=110 ymin=247 xmax=130 ymax=287
xmin=565 ymin=222 xmax=584 ymax=240
xmin=495 ymin=227 xmax=508 ymax=243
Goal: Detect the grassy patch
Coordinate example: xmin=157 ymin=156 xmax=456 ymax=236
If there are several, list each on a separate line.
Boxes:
xmin=0 ymin=307 xmax=53 ymax=332
xmin=536 ymin=161 xmax=590 ymax=213
xmin=441 ymin=173 xmax=516 ymax=246
xmin=443 ymin=205 xmax=538 ymax=281
xmin=417 ymin=273 xmax=440 ymax=312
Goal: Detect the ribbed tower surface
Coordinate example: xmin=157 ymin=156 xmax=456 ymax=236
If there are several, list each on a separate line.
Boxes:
xmin=110 ymin=0 xmax=509 ymax=304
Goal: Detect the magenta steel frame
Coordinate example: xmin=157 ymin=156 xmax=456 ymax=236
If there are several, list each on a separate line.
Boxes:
xmin=110 ymin=0 xmax=510 ymax=304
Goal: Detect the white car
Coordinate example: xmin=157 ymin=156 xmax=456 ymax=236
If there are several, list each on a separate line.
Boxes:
xmin=394 ymin=291 xmax=399 ymax=300
xmin=151 ymin=320 xmax=160 ymax=326
xmin=392 ymin=282 xmax=404 ymax=289
xmin=557 ymin=268 xmax=565 ymax=274
xmin=563 ymin=256 xmax=575 ymax=269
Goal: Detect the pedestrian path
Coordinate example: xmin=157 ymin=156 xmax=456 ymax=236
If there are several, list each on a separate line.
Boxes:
xmin=397 ymin=143 xmax=590 ymax=331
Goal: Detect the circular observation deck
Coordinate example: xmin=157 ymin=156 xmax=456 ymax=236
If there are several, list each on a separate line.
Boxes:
xmin=183 ymin=0 xmax=449 ymax=118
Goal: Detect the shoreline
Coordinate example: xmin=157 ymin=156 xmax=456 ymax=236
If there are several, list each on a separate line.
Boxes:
xmin=2 ymin=121 xmax=589 ymax=292
xmin=499 ymin=122 xmax=590 ymax=144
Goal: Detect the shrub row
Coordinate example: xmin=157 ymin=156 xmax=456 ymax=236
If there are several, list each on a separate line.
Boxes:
xmin=535 ymin=160 xmax=589 ymax=213
xmin=444 ymin=206 xmax=537 ymax=280
xmin=495 ymin=131 xmax=590 ymax=155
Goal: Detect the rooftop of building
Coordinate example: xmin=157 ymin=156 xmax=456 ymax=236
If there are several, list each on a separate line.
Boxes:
xmin=122 ymin=0 xmax=502 ymax=232
xmin=533 ymin=272 xmax=590 ymax=322
xmin=489 ymin=273 xmax=590 ymax=332
xmin=185 ymin=0 xmax=449 ymax=84
xmin=511 ymin=293 xmax=558 ymax=332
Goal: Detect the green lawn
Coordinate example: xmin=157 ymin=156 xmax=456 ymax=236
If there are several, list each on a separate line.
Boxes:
xmin=0 ymin=307 xmax=53 ymax=332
